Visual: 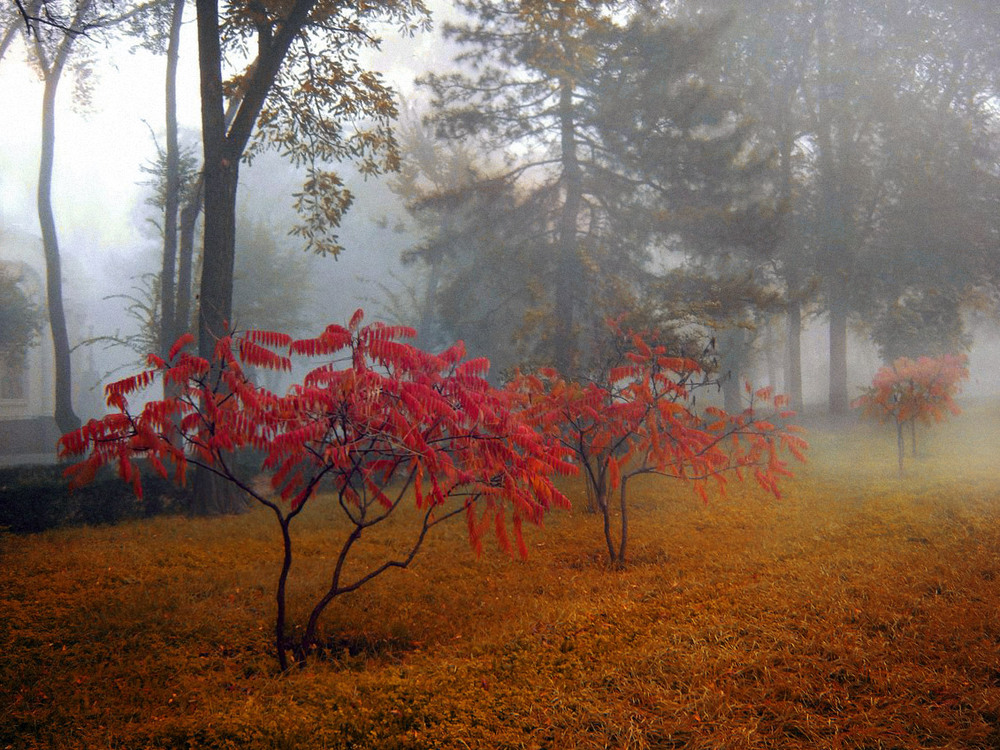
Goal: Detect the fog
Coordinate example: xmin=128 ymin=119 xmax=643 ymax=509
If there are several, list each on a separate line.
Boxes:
xmin=0 ymin=21 xmax=434 ymax=423
xmin=1 ymin=0 xmax=998 ymax=441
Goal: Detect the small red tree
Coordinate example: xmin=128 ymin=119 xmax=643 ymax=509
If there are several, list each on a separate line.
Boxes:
xmin=852 ymin=353 xmax=969 ymax=475
xmin=59 ymin=310 xmax=573 ymax=669
xmin=509 ymin=325 xmax=807 ymax=566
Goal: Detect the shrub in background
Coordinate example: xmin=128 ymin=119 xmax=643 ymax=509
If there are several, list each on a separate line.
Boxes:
xmin=853 ymin=353 xmax=969 ymax=475
xmin=0 ymin=462 xmax=189 ymax=533
xmin=510 ymin=322 xmax=807 ymax=567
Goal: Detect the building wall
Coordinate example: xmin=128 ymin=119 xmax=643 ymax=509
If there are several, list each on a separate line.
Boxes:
xmin=1 ymin=228 xmax=57 ymax=463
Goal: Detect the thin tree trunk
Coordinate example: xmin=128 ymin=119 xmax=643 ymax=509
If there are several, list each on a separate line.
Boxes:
xmin=828 ymin=288 xmax=849 ymax=414
xmin=599 ymin=487 xmax=616 ymax=565
xmin=813 ymin=0 xmax=853 ymax=416
xmin=416 ymin=255 xmax=441 ymax=351
xmin=175 ymin=196 xmax=199 ymax=340
xmin=896 ymin=421 xmax=904 ymax=476
xmin=616 ymin=477 xmax=629 ymax=566
xmin=274 ymin=515 xmax=294 ymax=671
xmin=764 ymin=317 xmax=780 ymax=392
xmin=34 ymin=5 xmax=91 ymax=434
xmin=39 ymin=74 xmax=79 ymax=433
xmin=554 ymin=78 xmax=581 ymax=375
xmin=720 ymin=328 xmax=745 ymax=414
xmin=159 ymin=0 xmax=184 ymax=359
xmin=583 ymin=474 xmax=599 ymax=513
xmin=786 ymin=300 xmax=803 ymax=413
xmin=775 ymin=81 xmax=803 ymax=414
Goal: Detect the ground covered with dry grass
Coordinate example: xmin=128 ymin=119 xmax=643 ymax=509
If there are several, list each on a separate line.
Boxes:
xmin=3 ymin=399 xmax=1000 ymax=749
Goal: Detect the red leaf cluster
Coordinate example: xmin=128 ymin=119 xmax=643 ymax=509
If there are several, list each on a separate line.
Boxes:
xmin=852 ymin=354 xmax=969 ymax=475
xmin=58 ymin=310 xmax=573 ymax=558
xmin=853 ymin=354 xmax=969 ymax=427
xmin=508 ymin=325 xmax=807 ymax=563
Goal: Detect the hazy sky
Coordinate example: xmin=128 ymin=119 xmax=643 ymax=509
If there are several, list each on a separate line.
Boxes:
xmin=0 ymin=10 xmax=456 ymax=409
xmin=2 ymin=6 xmax=999 ymax=403
xmin=1 ymin=45 xmax=184 ymax=242
xmin=0 ymin=9 xmax=456 ymax=330
xmin=0 ymin=10 xmax=448 ymax=240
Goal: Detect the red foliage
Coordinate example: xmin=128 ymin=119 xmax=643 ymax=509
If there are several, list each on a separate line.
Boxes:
xmin=59 ymin=310 xmax=573 ymax=668
xmin=852 ymin=354 xmax=969 ymax=474
xmin=508 ymin=325 xmax=807 ymax=565
xmin=853 ymin=354 xmax=969 ymax=426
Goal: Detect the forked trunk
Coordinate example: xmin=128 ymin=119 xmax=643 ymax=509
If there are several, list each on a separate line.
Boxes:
xmin=596 ymin=472 xmax=630 ymax=568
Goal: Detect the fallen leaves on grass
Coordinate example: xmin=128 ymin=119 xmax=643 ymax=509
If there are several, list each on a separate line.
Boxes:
xmin=2 ymin=400 xmax=1000 ymax=749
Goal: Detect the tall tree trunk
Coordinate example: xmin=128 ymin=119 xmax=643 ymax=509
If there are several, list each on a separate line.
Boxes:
xmin=776 ymin=98 xmax=803 ymax=414
xmin=190 ymin=0 xmax=314 ymax=514
xmin=187 ymin=0 xmax=321 ymax=513
xmin=416 ymin=255 xmax=441 ymax=351
xmin=720 ymin=328 xmax=746 ymax=414
xmin=785 ymin=300 xmax=804 ymax=413
xmin=190 ymin=0 xmax=243 ymax=514
xmin=813 ymin=0 xmax=851 ymax=415
xmin=616 ymin=477 xmax=629 ymax=567
xmin=194 ymin=0 xmax=311 ymax=356
xmin=196 ymin=0 xmax=238 ymax=356
xmin=39 ymin=73 xmax=79 ymax=434
xmin=722 ymin=370 xmax=742 ymax=415
xmin=896 ymin=421 xmax=904 ymax=476
xmin=34 ymin=5 xmax=91 ymax=435
xmin=174 ymin=74 xmax=249 ymax=346
xmin=827 ymin=282 xmax=849 ymax=414
xmin=159 ymin=0 xmax=185 ymax=358
xmin=763 ymin=317 xmax=780 ymax=392
xmin=553 ymin=78 xmax=581 ymax=375
xmin=175 ymin=195 xmax=199 ymax=339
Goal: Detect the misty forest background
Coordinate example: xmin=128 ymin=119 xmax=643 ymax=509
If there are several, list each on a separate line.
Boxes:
xmin=4 ymin=2 xmax=1000 ymax=749
xmin=0 ymin=0 xmax=998 ymax=449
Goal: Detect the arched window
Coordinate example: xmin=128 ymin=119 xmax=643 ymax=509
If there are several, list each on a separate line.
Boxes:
xmin=0 ymin=351 xmax=27 ymax=401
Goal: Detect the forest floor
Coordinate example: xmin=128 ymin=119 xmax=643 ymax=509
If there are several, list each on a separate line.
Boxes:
xmin=3 ymin=398 xmax=1000 ymax=749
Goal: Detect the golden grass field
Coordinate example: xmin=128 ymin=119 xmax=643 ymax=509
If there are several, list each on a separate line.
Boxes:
xmin=3 ymin=399 xmax=1000 ymax=749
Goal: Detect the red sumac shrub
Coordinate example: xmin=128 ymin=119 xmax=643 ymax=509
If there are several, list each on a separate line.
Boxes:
xmin=60 ymin=310 xmax=573 ymax=669
xmin=853 ymin=353 xmax=969 ymax=474
xmin=509 ymin=324 xmax=807 ymax=566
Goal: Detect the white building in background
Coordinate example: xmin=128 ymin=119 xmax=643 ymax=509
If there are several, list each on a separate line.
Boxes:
xmin=0 ymin=226 xmax=59 ymax=465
